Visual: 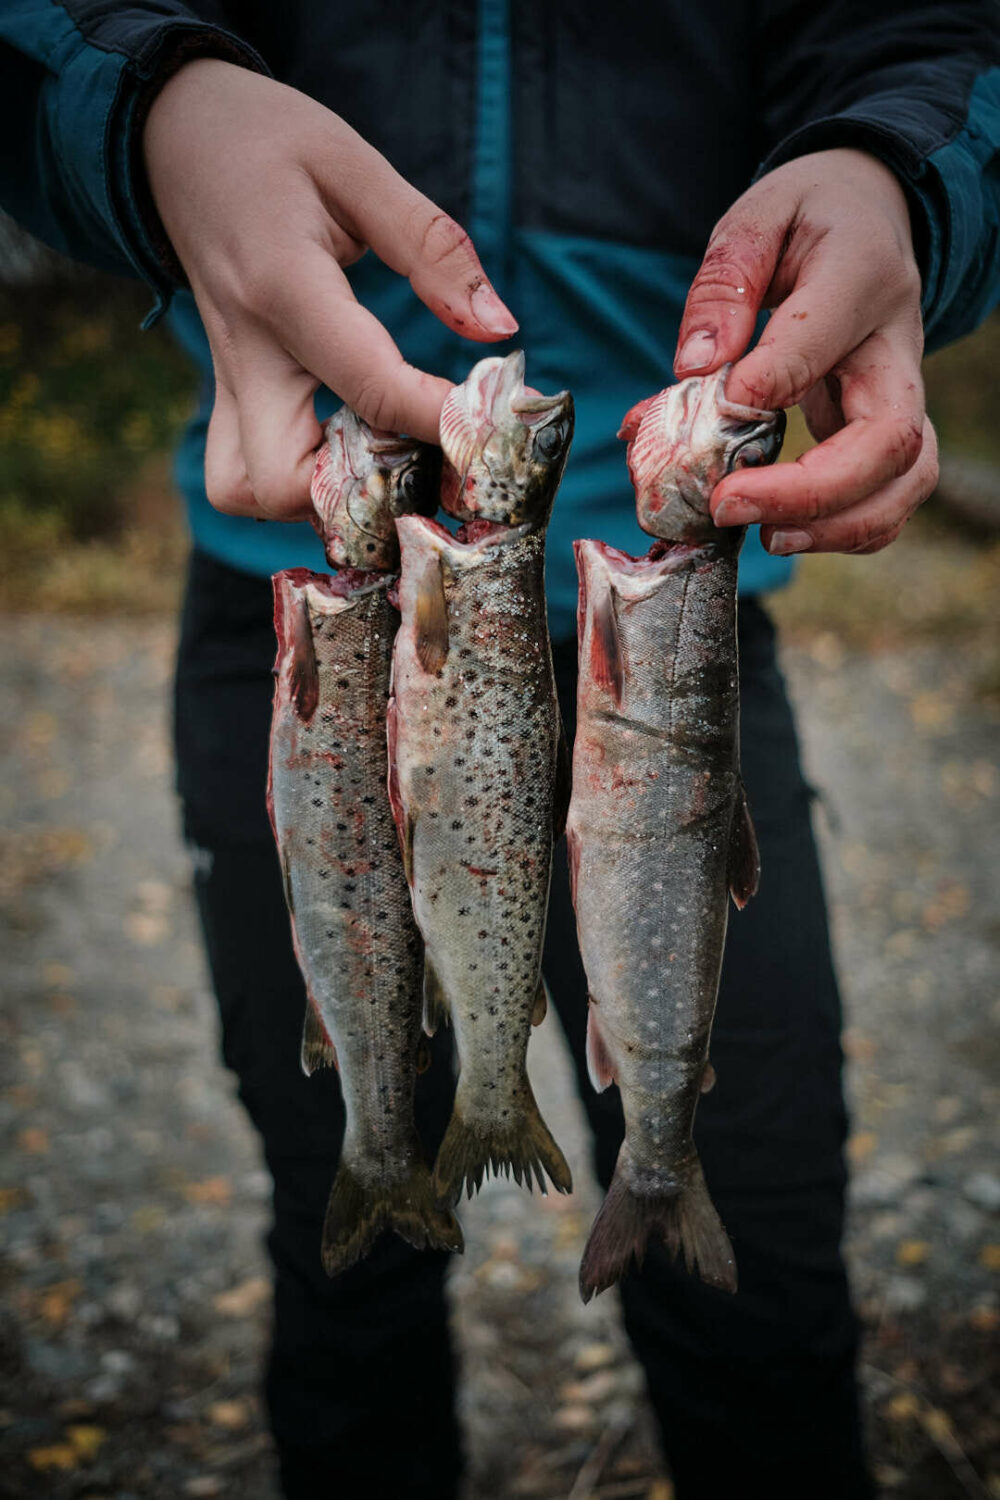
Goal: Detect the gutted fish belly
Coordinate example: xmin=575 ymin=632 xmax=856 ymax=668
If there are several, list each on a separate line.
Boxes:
xmin=569 ymin=537 xmax=760 ymax=1301
xmin=268 ymin=567 xmax=462 ymax=1273
xmin=389 ymin=516 xmax=572 ymax=1202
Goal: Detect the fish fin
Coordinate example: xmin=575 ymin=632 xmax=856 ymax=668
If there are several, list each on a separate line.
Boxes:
xmin=728 ymin=783 xmax=760 ymax=910
xmin=553 ymin=716 xmax=572 ymax=839
xmin=433 ymin=1077 xmax=572 ymax=1204
xmin=321 ymin=1155 xmax=464 ymax=1277
xmin=617 ymin=392 xmax=659 ymax=445
xmin=531 ymin=977 xmax=548 ymax=1027
xmin=289 ymin=593 xmax=320 ymax=721
xmin=566 ymin=823 xmax=581 ymax=907
xmin=700 ymin=1061 xmax=717 ymax=1094
xmin=279 ymin=847 xmax=295 ymax=918
xmin=422 ymin=956 xmax=450 ymax=1036
xmin=414 ymin=552 xmax=449 ymax=675
xmin=579 ymin=1153 xmax=736 ymax=1303
xmin=385 ymin=697 xmax=415 ymax=885
xmin=301 ymin=1002 xmax=337 ymax=1076
xmin=585 ymin=1000 xmax=617 ymax=1093
xmin=590 ymin=588 xmax=624 ymax=704
xmin=416 ymin=1035 xmax=433 ymax=1075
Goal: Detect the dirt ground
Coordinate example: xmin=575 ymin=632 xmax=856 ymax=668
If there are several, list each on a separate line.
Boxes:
xmin=1 ymin=528 xmax=998 ymax=1498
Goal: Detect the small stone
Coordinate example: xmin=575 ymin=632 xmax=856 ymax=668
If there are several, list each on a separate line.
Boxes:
xmin=552 ymin=1404 xmax=595 ymax=1433
xmin=964 ymin=1173 xmax=1000 ymax=1212
xmin=574 ymin=1341 xmax=617 ymax=1374
xmin=100 ymin=1350 xmax=136 ymax=1376
xmin=883 ymin=1275 xmax=926 ymax=1313
xmin=105 ymin=1284 xmax=141 ymax=1321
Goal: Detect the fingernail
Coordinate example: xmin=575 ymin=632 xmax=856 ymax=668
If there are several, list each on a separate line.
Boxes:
xmin=714 ymin=498 xmax=761 ymax=527
xmin=471 ymin=282 xmax=518 ymax=336
xmin=768 ymin=528 xmax=813 ymax=555
xmin=675 ymin=330 xmax=716 ymax=372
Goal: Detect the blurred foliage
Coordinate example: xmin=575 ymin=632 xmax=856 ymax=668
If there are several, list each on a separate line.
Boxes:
xmin=923 ymin=312 xmax=1000 ymax=466
xmin=0 ymin=274 xmax=195 ymax=610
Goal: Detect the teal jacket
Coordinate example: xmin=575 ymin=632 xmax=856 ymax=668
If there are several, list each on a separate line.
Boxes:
xmin=2 ymin=1 xmax=999 ymax=637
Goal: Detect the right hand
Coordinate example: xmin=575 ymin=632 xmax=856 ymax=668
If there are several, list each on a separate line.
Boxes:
xmin=143 ymin=59 xmax=517 ymax=519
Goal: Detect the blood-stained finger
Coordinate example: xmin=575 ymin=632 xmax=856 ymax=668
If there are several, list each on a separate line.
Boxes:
xmin=761 ymin=415 xmax=938 ymax=555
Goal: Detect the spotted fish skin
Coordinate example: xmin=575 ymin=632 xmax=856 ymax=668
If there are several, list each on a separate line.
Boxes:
xmin=389 ymin=518 xmax=572 ymax=1202
xmin=569 ymin=538 xmax=756 ymax=1301
xmin=268 ymin=568 xmax=462 ymax=1274
xmin=310 ymin=406 xmax=440 ymax=571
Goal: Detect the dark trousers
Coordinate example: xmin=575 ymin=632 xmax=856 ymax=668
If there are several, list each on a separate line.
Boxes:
xmin=174 ymin=548 xmax=872 ymax=1499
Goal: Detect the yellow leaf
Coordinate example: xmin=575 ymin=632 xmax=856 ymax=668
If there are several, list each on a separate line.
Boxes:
xmin=183 ymin=1176 xmax=232 ymax=1207
xmin=40 ymin=1279 xmax=82 ymax=1327
xmin=848 ymin=1131 xmax=878 ymax=1163
xmin=885 ymin=1392 xmax=920 ymax=1422
xmin=921 ymin=1408 xmax=954 ymax=1443
xmin=978 ymin=1244 xmax=1000 ymax=1272
xmin=27 ymin=1444 xmax=77 ymax=1471
xmin=66 ymin=1425 xmax=105 ymax=1460
xmin=0 ymin=1187 xmax=27 ymax=1214
xmin=213 ymin=1277 xmax=271 ymax=1318
xmin=207 ymin=1399 xmax=249 ymax=1430
xmin=896 ymin=1240 xmax=929 ymax=1267
xmin=649 ymin=1484 xmax=675 ymax=1500
xmin=18 ymin=1127 xmax=49 ymax=1155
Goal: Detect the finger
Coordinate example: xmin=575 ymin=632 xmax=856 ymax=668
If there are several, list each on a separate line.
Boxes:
xmin=269 ymin=246 xmax=453 ymax=441
xmin=711 ymin=331 xmax=925 ymax=527
xmin=234 ymin=339 xmax=323 ymax=521
xmin=760 ymin=416 xmax=938 ymax=555
xmin=204 ymin=374 xmax=258 ymax=516
xmin=315 ymin=133 xmax=518 ymax=341
xmin=724 ymin=236 xmax=921 ymax=410
xmin=673 ymin=205 xmax=788 ymax=377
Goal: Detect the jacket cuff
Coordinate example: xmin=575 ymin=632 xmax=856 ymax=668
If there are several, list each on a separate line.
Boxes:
xmin=54 ymin=19 xmax=269 ymax=323
xmin=755 ymin=82 xmax=1000 ymax=350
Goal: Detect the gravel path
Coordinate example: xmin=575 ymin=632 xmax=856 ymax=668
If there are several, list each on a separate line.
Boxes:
xmin=1 ymin=608 xmax=997 ymax=1499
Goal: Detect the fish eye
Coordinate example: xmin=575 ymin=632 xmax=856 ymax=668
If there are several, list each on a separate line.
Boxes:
xmin=731 ymin=444 xmax=765 ymax=469
xmin=534 ymin=420 xmax=566 ymax=461
xmin=396 ymin=465 xmax=424 ymax=506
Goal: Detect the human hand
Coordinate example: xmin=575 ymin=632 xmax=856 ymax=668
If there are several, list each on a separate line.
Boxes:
xmin=143 ymin=59 xmax=516 ymax=519
xmin=674 ymin=149 xmax=938 ymax=555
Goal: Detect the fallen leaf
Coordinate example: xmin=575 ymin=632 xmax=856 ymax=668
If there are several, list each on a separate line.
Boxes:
xmin=207 ymin=1399 xmax=249 ymax=1431
xmin=183 ymin=1176 xmax=232 ymax=1207
xmin=0 ymin=1187 xmax=28 ymax=1214
xmin=132 ymin=1204 xmax=167 ymax=1233
xmin=848 ymin=1131 xmax=878 ymax=1164
xmin=66 ymin=1425 xmax=105 ymax=1460
xmin=896 ymin=1241 xmax=929 ymax=1268
xmin=27 ymin=1444 xmax=77 ymax=1471
xmin=970 ymin=1305 xmax=999 ymax=1332
xmin=920 ymin=1407 xmax=954 ymax=1443
xmin=18 ymin=1127 xmax=49 ymax=1155
xmin=649 ymin=1483 xmax=675 ymax=1500
xmin=885 ymin=1392 xmax=920 ymax=1422
xmin=40 ymin=1279 xmax=83 ymax=1327
xmin=213 ymin=1277 xmax=271 ymax=1317
xmin=978 ymin=1244 xmax=1000 ymax=1272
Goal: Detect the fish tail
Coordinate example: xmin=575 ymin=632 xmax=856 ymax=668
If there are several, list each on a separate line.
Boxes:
xmin=321 ymin=1156 xmax=464 ymax=1277
xmin=579 ymin=1153 xmax=736 ymax=1303
xmin=433 ymin=1078 xmax=573 ymax=1203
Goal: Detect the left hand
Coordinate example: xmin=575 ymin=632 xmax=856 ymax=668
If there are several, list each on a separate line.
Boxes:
xmin=674 ymin=148 xmax=939 ymax=555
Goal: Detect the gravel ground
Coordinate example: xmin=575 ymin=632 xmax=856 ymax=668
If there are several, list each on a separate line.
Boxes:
xmin=1 ymin=602 xmax=997 ymax=1500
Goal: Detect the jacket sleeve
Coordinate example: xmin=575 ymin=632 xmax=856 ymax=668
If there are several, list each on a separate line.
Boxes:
xmin=0 ymin=2 xmax=267 ymax=317
xmin=757 ymin=1 xmax=1000 ymax=350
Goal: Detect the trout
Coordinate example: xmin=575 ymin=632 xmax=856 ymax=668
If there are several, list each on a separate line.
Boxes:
xmin=311 ymin=404 xmax=440 ymax=570
xmin=570 ymin=369 xmax=785 ymax=1300
xmin=388 ymin=351 xmax=575 ymax=1201
xmin=268 ymin=570 xmax=462 ymax=1274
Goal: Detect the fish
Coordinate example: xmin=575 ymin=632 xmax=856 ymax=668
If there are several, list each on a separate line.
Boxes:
xmin=570 ymin=369 xmax=785 ymax=1301
xmin=310 ymin=404 xmax=440 ymax=570
xmin=439 ymin=350 xmax=573 ymax=525
xmin=388 ymin=351 xmax=575 ymax=1202
xmin=268 ymin=567 xmax=463 ymax=1274
xmin=619 ymin=364 xmax=786 ymax=542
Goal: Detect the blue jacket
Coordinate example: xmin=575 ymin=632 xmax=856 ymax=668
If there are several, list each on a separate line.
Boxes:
xmin=2 ymin=1 xmax=999 ymax=638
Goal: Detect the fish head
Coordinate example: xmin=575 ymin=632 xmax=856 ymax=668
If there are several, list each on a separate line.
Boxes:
xmin=619 ymin=366 xmax=786 ymax=542
xmin=311 ymin=406 xmax=440 ymax=569
xmin=439 ymin=351 xmax=574 ymax=526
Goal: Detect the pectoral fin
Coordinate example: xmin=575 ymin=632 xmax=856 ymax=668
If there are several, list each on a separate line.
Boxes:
xmin=531 ymin=977 xmax=548 ymax=1027
xmin=728 ymin=783 xmax=760 ymax=909
xmin=423 ymin=955 xmax=450 ymax=1036
xmin=414 ymin=553 xmax=449 ymax=675
xmin=590 ymin=590 xmax=624 ymax=705
xmin=289 ymin=595 xmax=320 ymax=721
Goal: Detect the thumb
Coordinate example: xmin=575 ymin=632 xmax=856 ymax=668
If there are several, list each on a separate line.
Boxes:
xmin=673 ymin=204 xmax=789 ymax=378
